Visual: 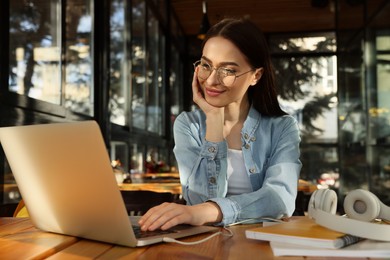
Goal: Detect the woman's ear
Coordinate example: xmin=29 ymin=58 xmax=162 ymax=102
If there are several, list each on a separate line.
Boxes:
xmin=251 ymin=67 xmax=264 ymax=86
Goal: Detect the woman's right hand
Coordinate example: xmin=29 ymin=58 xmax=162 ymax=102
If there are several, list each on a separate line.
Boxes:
xmin=138 ymin=202 xmax=222 ymax=231
xmin=192 ymin=69 xmax=223 ymax=115
xmin=192 ymin=69 xmax=224 ymax=142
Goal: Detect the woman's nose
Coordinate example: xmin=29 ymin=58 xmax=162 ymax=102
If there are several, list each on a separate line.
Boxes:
xmin=206 ymin=69 xmax=219 ymax=85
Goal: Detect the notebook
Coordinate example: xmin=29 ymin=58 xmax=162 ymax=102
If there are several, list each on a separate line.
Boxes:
xmin=245 ymin=216 xmax=361 ymax=249
xmin=0 ymin=121 xmax=218 ymax=247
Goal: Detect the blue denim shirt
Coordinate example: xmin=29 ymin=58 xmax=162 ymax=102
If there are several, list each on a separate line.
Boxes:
xmin=173 ymin=106 xmax=302 ymax=226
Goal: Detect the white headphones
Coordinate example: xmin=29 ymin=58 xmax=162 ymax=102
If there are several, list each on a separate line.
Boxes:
xmin=308 ymin=188 xmax=390 ymax=241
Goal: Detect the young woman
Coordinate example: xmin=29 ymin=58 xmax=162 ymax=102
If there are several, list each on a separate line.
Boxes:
xmin=139 ymin=18 xmax=301 ymax=231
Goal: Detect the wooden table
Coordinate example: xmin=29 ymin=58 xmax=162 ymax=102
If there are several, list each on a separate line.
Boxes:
xmin=118 ymin=183 xmax=182 ymax=194
xmin=0 ymin=217 xmax=272 ymax=259
xmin=0 ymin=217 xmax=373 ymax=259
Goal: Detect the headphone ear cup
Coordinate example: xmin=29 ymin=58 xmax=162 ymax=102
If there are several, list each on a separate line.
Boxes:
xmin=319 ymin=189 xmax=337 ymax=214
xmin=343 ymin=189 xmax=381 ymax=222
xmin=308 ymin=189 xmax=337 ymax=216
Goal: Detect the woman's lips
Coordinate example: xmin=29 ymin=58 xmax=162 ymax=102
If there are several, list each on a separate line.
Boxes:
xmin=205 ymin=88 xmax=225 ymax=97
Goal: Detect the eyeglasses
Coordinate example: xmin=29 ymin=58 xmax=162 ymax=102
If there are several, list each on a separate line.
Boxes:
xmin=193 ymin=60 xmax=254 ymax=87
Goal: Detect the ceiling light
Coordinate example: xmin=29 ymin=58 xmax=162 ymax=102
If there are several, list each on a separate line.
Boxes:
xmin=197 ymin=1 xmax=210 ymax=40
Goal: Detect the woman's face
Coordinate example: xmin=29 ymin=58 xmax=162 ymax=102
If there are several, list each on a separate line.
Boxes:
xmin=197 ymin=36 xmax=261 ymax=108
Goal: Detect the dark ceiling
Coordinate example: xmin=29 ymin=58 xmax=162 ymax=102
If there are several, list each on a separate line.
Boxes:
xmin=170 ymin=0 xmax=388 ymax=58
xmin=170 ymin=0 xmax=386 ymax=37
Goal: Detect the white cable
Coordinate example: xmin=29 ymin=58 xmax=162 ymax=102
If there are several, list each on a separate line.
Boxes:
xmin=162 ymin=227 xmax=234 ymax=245
xmin=162 ymin=217 xmax=282 ymax=245
xmin=226 ymin=217 xmax=284 ymax=227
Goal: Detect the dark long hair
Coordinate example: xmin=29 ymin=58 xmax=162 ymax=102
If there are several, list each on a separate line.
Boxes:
xmin=202 ymin=18 xmax=287 ymax=116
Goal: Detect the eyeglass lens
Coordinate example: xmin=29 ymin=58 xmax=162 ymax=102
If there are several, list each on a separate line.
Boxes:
xmin=195 ymin=62 xmax=236 ymax=87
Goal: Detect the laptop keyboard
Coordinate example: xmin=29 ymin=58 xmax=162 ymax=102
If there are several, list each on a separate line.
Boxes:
xmin=132 ymin=225 xmax=175 ymax=238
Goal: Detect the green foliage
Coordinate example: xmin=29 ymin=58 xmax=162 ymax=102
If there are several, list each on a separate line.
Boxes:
xmin=271 ymin=36 xmax=336 ymax=135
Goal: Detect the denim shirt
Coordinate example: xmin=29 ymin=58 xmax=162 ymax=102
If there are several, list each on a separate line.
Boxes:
xmin=173 ymin=106 xmax=302 ymax=226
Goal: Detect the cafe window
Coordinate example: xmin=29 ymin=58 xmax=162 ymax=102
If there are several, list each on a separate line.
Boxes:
xmin=130 ymin=0 xmax=147 ymax=130
xmin=170 ymin=46 xmax=183 ymax=132
xmin=8 ymin=0 xmax=94 ymax=115
xmin=108 ymin=0 xmax=179 ymax=176
xmin=146 ymin=11 xmax=165 ymax=135
xmin=9 ymin=0 xmax=62 ymax=104
xmin=337 ymin=0 xmax=390 ymax=205
xmin=109 ymin=0 xmax=168 ymax=133
xmin=1 ymin=0 xmax=185 ymax=209
xmin=64 ymin=0 xmax=94 ymax=116
xmin=3 ymin=0 xmax=97 ymax=207
xmin=270 ymin=33 xmax=339 ymax=188
xmin=109 ymin=0 xmax=129 ymax=125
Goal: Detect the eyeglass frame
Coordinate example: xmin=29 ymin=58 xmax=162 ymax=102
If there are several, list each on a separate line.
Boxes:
xmin=193 ymin=60 xmax=255 ymax=87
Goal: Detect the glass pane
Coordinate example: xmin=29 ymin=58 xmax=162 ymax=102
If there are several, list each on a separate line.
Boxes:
xmin=145 ymin=146 xmax=170 ymax=173
xmin=110 ymin=0 xmax=129 ymax=125
xmin=373 ymin=33 xmax=390 ymax=140
xmin=158 ymin=32 xmax=166 ymax=135
xmin=271 ymin=34 xmax=338 ymax=192
xmin=300 ymin=145 xmax=339 ymax=189
xmin=275 ymin=55 xmax=338 ymax=142
xmin=170 ymin=47 xmax=182 ymax=123
xmin=371 ymin=29 xmax=390 ymax=202
xmin=64 ymin=0 xmax=93 ymax=115
xmin=131 ymin=0 xmax=146 ymax=130
xmin=9 ymin=0 xmax=62 ymax=104
xmin=146 ymin=13 xmax=160 ymax=133
xmin=130 ymin=143 xmax=144 ymax=176
xmin=275 ymin=54 xmax=338 ymax=188
xmin=337 ymin=29 xmax=368 ymax=194
xmin=110 ymin=141 xmax=129 ymax=183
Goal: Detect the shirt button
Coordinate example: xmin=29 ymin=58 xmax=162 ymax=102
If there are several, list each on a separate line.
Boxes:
xmin=249 ymin=168 xmax=256 ymax=173
xmin=209 ymin=177 xmax=216 ymax=184
xmin=208 ymin=147 xmax=216 ymax=153
xmin=244 ymin=133 xmax=249 ymax=139
xmin=250 ymin=137 xmax=256 ymax=141
xmin=244 ymin=144 xmax=250 ymax=149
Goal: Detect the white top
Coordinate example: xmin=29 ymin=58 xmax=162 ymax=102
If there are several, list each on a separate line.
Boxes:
xmin=227 ymin=149 xmax=253 ymax=196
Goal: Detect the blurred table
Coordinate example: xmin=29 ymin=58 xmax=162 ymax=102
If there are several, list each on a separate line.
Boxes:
xmin=118 ymin=182 xmax=182 ymax=194
xmin=118 ymin=178 xmax=316 ymax=195
xmin=130 ymin=172 xmax=180 ymax=183
xmin=298 ymin=179 xmax=317 ymax=193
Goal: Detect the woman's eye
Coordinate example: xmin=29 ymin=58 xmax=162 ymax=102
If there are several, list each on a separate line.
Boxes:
xmin=221 ymin=68 xmax=236 ymax=76
xmin=201 ymin=63 xmax=212 ymax=70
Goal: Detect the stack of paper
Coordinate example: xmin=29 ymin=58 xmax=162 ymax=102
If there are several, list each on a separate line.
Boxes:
xmin=245 ymin=217 xmax=390 ymax=257
xmin=270 ymin=240 xmax=390 ymax=258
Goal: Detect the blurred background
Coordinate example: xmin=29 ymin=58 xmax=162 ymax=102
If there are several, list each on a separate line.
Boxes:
xmin=0 ymin=0 xmax=389 ymax=215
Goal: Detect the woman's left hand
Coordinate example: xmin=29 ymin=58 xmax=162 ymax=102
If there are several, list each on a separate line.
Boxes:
xmin=138 ymin=202 xmax=222 ymax=231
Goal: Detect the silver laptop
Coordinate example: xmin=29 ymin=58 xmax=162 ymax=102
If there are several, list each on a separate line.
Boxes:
xmin=0 ymin=121 xmax=217 ymax=247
